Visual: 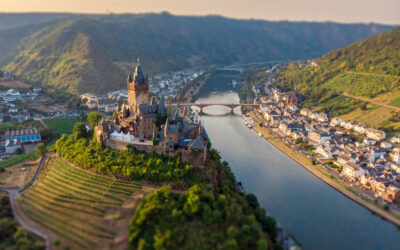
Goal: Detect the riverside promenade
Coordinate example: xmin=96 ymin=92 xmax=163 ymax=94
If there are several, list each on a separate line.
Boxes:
xmin=249 ymin=112 xmax=400 ymax=227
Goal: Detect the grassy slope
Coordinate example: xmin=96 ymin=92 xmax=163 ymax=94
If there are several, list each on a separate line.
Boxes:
xmin=276 ymin=27 xmax=400 ymax=132
xmin=1 ymin=13 xmax=394 ymax=94
xmin=43 ymin=117 xmax=82 ymax=134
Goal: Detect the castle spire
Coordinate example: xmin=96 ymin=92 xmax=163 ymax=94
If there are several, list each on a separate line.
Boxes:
xmin=132 ymin=57 xmax=146 ymax=85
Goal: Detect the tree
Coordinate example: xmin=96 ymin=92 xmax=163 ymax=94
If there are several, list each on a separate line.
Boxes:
xmin=73 ymin=122 xmax=87 ymax=140
xmin=361 ymin=103 xmax=368 ymax=110
xmin=246 ymin=194 xmax=259 ymax=209
xmin=112 ymin=111 xmax=118 ymax=117
xmin=153 ymin=113 xmax=167 ymax=128
xmin=15 ymin=148 xmax=23 ymax=155
xmin=36 ymin=143 xmax=47 ymax=157
xmin=79 ymin=110 xmax=86 ymax=121
xmin=40 ymin=127 xmax=55 ymax=143
xmin=87 ymin=112 xmax=102 ymax=129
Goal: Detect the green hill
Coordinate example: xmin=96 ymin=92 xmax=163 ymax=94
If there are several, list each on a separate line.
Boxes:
xmin=0 ymin=13 xmax=395 ymax=94
xmin=276 ymin=27 xmax=400 ymax=132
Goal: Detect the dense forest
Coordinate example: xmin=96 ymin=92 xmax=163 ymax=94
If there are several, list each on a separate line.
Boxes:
xmin=130 ymin=184 xmax=276 ymax=249
xmin=276 ymin=27 xmax=400 ymax=114
xmin=0 ymin=13 xmax=394 ymax=94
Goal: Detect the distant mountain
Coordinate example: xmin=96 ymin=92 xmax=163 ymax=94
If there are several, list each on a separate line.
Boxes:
xmin=0 ymin=13 xmax=395 ymax=93
xmin=0 ymin=13 xmax=74 ymax=31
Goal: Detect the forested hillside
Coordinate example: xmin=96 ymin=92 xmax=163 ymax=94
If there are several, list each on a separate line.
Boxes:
xmin=276 ymin=27 xmax=400 ymax=133
xmin=0 ymin=13 xmax=394 ymax=93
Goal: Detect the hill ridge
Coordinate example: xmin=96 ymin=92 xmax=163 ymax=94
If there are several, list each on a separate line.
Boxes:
xmin=1 ymin=13 xmax=395 ymax=93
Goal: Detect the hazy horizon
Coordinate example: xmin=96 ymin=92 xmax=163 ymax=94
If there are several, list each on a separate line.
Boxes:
xmin=0 ymin=0 xmax=399 ymax=25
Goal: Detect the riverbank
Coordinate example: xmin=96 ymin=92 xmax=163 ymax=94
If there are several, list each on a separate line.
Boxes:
xmin=249 ymin=112 xmax=400 ymax=227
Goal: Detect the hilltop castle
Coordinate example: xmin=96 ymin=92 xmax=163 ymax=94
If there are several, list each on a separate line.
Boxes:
xmin=94 ymin=60 xmax=208 ymax=167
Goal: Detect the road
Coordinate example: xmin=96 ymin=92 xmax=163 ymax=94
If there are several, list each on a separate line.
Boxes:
xmin=32 ymin=153 xmax=51 ymax=183
xmin=345 ymin=71 xmax=400 ymax=79
xmin=2 ymin=152 xmax=52 ymax=249
xmin=341 ymin=93 xmax=400 ymax=111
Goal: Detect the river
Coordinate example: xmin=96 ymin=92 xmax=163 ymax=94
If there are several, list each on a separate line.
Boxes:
xmin=195 ymin=72 xmax=400 ymax=250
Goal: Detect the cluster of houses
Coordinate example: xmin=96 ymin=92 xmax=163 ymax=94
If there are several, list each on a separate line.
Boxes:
xmin=150 ymin=69 xmax=204 ymax=100
xmin=80 ymin=93 xmax=119 ymax=113
xmin=0 ymin=88 xmax=42 ymax=122
xmin=259 ymin=92 xmax=400 ymax=203
xmin=0 ymin=128 xmax=41 ymax=156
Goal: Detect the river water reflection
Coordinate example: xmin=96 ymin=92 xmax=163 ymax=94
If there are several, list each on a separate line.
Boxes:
xmin=196 ymin=90 xmax=400 ymax=250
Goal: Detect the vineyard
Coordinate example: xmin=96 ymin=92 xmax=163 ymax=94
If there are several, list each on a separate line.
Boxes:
xmin=15 ymin=156 xmax=150 ymax=249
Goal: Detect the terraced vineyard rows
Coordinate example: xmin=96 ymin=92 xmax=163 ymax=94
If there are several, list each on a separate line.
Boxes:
xmin=15 ymin=156 xmax=144 ymax=249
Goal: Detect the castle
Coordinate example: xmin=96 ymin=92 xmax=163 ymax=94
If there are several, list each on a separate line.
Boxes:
xmin=94 ymin=60 xmax=208 ymax=167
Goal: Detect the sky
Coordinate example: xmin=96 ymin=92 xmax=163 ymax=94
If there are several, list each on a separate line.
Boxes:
xmin=0 ymin=0 xmax=399 ymax=25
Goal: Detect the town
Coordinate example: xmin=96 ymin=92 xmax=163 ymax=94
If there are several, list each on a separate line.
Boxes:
xmin=252 ymin=87 xmax=400 ymax=207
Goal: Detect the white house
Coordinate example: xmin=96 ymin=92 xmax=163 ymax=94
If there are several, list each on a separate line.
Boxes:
xmin=308 ymin=131 xmax=331 ymax=145
xmin=363 ymin=138 xmax=376 ymax=145
xmin=110 ymin=130 xmax=135 ymax=143
xmin=315 ymin=145 xmax=340 ymax=160
xmin=317 ymin=113 xmax=329 ymax=123
xmin=335 ymin=155 xmax=356 ymax=166
xmin=342 ymin=162 xmax=365 ymax=181
xmin=381 ymin=142 xmax=393 ymax=149
xmin=368 ymin=149 xmax=386 ymax=162
xmin=366 ymin=129 xmax=386 ymax=141
xmin=6 ymin=89 xmax=20 ymax=96
xmin=354 ymin=124 xmax=368 ymax=134
xmin=390 ymin=163 xmax=400 ymax=174
xmin=5 ymin=139 xmax=21 ymax=154
xmin=390 ymin=136 xmax=400 ymax=144
xmin=330 ymin=117 xmax=342 ymax=127
xmin=392 ymin=153 xmax=400 ymax=165
xmin=300 ymin=108 xmax=310 ymax=117
xmin=341 ymin=120 xmax=356 ymax=130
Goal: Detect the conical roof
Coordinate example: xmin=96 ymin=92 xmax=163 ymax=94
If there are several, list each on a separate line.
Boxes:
xmin=133 ymin=58 xmax=146 ymax=85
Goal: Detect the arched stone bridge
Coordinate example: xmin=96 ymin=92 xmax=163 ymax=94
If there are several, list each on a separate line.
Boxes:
xmin=169 ymin=103 xmax=259 ymax=114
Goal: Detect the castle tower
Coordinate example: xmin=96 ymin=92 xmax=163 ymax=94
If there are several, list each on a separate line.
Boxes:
xmin=128 ymin=57 xmax=149 ymax=114
xmin=95 ymin=114 xmax=109 ymax=142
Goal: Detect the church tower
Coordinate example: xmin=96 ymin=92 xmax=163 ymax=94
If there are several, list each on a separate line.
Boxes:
xmin=127 ymin=58 xmax=149 ymax=114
